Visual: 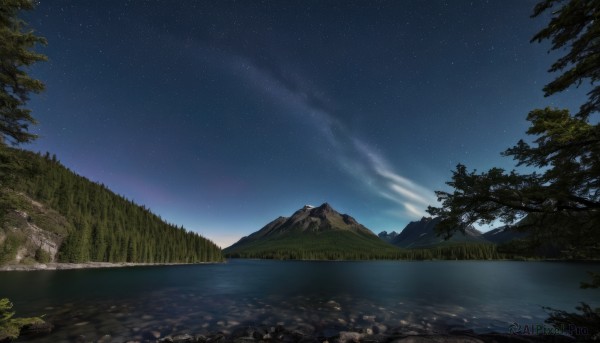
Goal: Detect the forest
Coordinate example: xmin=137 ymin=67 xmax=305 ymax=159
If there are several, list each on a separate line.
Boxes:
xmin=0 ymin=146 xmax=223 ymax=264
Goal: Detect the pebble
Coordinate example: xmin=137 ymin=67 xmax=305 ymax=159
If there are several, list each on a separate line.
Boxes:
xmin=74 ymin=321 xmax=89 ymax=326
xmin=172 ymin=333 xmax=194 ymax=342
xmin=338 ymin=331 xmax=363 ymax=343
xmin=362 ymin=315 xmax=375 ymax=322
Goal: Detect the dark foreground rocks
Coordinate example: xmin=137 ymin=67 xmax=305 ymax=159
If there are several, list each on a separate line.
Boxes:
xmin=6 ymin=322 xmax=585 ymax=343
xmin=148 ymin=326 xmax=580 ymax=343
xmin=19 ymin=320 xmax=54 ymax=336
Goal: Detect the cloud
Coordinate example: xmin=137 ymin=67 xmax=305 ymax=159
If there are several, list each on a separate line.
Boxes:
xmin=226 ymin=54 xmax=436 ymax=219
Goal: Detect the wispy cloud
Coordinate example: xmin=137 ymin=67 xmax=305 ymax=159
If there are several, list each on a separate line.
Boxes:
xmin=227 ymin=55 xmax=436 ymax=219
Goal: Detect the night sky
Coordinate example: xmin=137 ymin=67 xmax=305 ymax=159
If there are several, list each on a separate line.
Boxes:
xmin=23 ymin=1 xmax=587 ymax=247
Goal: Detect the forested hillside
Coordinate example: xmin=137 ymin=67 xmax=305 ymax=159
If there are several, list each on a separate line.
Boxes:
xmin=1 ymin=147 xmax=223 ymax=264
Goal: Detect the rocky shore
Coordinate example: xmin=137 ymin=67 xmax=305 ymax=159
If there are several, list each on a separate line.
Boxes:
xmin=147 ymin=326 xmax=579 ymax=343
xmin=0 ymin=262 xmax=207 ymax=271
xmin=21 ymin=324 xmax=578 ymax=343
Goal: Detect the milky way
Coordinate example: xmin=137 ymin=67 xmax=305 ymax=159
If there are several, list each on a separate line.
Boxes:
xmin=24 ymin=0 xmax=587 ymax=247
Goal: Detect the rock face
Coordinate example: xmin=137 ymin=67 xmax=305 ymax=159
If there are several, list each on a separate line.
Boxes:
xmin=0 ymin=192 xmax=69 ymax=265
xmin=223 ymin=203 xmax=400 ymax=259
xmin=391 ymin=217 xmax=488 ymax=248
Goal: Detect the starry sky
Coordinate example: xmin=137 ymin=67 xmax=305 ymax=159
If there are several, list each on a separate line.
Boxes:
xmin=22 ymin=0 xmax=587 ymax=248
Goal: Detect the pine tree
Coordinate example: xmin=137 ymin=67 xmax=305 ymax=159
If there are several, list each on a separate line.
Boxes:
xmin=0 ymin=0 xmax=47 ymax=145
xmin=428 ymin=0 xmax=600 ymax=258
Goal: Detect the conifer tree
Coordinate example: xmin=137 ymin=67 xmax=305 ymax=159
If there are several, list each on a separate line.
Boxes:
xmin=0 ymin=0 xmax=46 ymax=145
xmin=427 ymin=0 xmax=600 ymax=258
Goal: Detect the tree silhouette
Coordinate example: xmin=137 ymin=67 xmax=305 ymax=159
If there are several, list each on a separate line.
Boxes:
xmin=428 ymin=0 xmax=600 ymax=259
xmin=0 ymin=0 xmax=47 ymax=145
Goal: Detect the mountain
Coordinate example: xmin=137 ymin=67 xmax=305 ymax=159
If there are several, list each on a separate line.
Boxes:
xmin=482 ymin=225 xmax=528 ymax=244
xmin=224 ymin=203 xmax=402 ymax=259
xmin=0 ymin=147 xmax=223 ymax=265
xmin=391 ymin=217 xmax=488 ymax=248
xmin=377 ymin=230 xmax=399 ymax=242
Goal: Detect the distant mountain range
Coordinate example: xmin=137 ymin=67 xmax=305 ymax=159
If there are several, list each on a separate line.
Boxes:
xmin=223 ymin=203 xmax=401 ymax=259
xmin=377 ymin=230 xmax=398 ymax=242
xmin=385 ymin=217 xmax=526 ymax=248
xmin=224 ymin=203 xmax=528 ymax=260
xmin=390 ymin=217 xmax=487 ymax=248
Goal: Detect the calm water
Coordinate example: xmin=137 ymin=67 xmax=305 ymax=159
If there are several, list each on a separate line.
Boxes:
xmin=1 ymin=260 xmax=598 ymax=342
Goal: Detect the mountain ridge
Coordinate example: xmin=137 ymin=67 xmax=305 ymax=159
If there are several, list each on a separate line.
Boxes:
xmin=224 ymin=203 xmax=401 ymax=259
xmin=390 ymin=217 xmax=489 ymax=248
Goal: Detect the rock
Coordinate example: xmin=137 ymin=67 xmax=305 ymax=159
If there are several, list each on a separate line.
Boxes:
xmin=338 ymin=331 xmax=363 ymax=343
xmin=159 ymin=336 xmax=174 ymax=343
xmin=291 ymin=329 xmax=307 ymax=339
xmin=298 ymin=337 xmax=320 ymax=343
xmin=150 ymin=330 xmax=162 ymax=339
xmin=196 ymin=334 xmax=208 ymax=343
xmin=97 ymin=335 xmax=112 ymax=343
xmin=232 ymin=326 xmax=259 ymax=338
xmin=373 ymin=324 xmax=387 ymax=334
xmin=19 ymin=321 xmax=53 ymax=335
xmin=362 ymin=315 xmax=376 ymax=322
xmin=172 ymin=333 xmax=195 ymax=342
xmin=252 ymin=327 xmax=268 ymax=340
xmin=234 ymin=338 xmax=255 ymax=343
xmin=390 ymin=335 xmax=485 ymax=343
xmin=326 ymin=300 xmax=341 ymax=309
xmin=207 ymin=333 xmax=226 ymax=342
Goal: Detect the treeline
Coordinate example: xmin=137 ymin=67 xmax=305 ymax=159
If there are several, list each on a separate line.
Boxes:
xmin=398 ymin=243 xmax=501 ymax=260
xmin=4 ymin=147 xmax=223 ymax=263
xmin=226 ymin=248 xmax=402 ymax=260
xmin=225 ymin=241 xmax=502 ymax=260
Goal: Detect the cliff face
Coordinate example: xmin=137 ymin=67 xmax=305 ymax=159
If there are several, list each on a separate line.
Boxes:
xmin=0 ymin=191 xmax=69 ymax=265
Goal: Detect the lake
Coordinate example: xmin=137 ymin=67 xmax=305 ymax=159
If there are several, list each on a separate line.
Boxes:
xmin=1 ymin=260 xmax=598 ymax=342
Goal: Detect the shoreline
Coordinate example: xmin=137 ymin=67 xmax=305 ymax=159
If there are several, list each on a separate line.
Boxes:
xmin=2 ymin=258 xmax=598 ymax=271
xmin=0 ymin=261 xmax=223 ymax=272
xmin=16 ymin=323 xmax=579 ymax=343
